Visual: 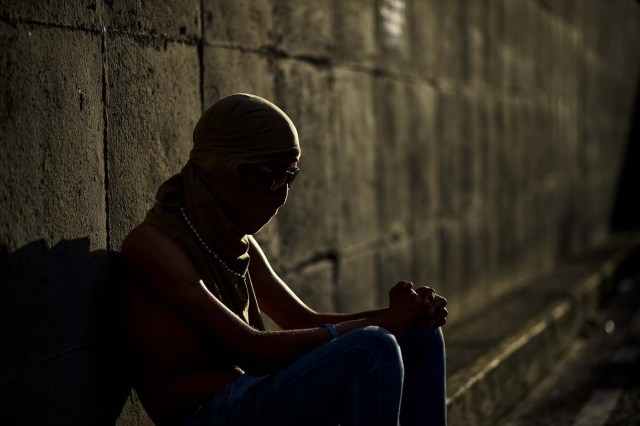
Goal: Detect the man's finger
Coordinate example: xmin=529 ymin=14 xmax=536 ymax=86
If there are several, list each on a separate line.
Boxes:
xmin=429 ymin=299 xmax=447 ymax=315
xmin=415 ymin=286 xmax=436 ymax=302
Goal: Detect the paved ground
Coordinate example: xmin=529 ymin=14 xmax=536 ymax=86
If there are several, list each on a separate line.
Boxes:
xmin=499 ymin=274 xmax=640 ymax=426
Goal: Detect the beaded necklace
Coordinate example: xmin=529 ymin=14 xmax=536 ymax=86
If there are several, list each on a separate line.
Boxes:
xmin=180 ymin=207 xmax=247 ymax=284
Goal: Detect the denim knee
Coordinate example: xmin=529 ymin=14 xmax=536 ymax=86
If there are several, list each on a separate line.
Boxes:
xmin=401 ymin=326 xmax=444 ymax=346
xmin=344 ymin=326 xmax=404 ymax=372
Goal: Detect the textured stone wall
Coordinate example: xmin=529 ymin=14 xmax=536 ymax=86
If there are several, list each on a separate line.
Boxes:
xmin=1 ymin=0 xmax=639 ymax=424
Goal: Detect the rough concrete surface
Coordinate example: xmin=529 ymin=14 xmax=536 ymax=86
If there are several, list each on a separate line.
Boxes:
xmin=374 ymin=77 xmax=411 ymax=236
xmin=275 ymin=0 xmax=333 ymax=58
xmin=204 ymin=0 xmax=274 ymax=48
xmin=432 ymin=0 xmax=469 ymax=81
xmin=203 ymin=46 xmax=275 ymax=107
xmin=104 ymin=0 xmax=201 ymax=39
xmin=0 ymin=23 xmax=105 ymax=251
xmin=445 ymin=243 xmax=637 ymax=425
xmin=408 ymin=0 xmax=438 ymax=78
xmin=0 ymin=21 xmax=127 ymax=425
xmin=0 ymin=0 xmax=101 ymax=29
xmin=337 ymin=249 xmax=378 ymax=313
xmin=332 ymin=0 xmax=377 ymax=67
xmin=407 ymin=83 xmax=438 ymax=231
xmin=332 ymin=68 xmax=378 ymax=250
xmin=376 ymin=239 xmax=413 ymax=305
xmin=275 ymin=59 xmax=336 ymax=269
xmin=284 ymin=259 xmax=336 ymax=313
xmin=106 ymin=35 xmax=200 ymax=250
xmin=2 ymin=0 xmax=640 ymax=424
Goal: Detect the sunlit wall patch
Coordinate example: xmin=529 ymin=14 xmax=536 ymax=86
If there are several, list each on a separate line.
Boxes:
xmin=379 ymin=0 xmax=406 ymax=50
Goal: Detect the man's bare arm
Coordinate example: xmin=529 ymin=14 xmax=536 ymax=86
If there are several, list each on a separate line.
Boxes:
xmin=121 ymin=225 xmax=423 ymax=375
xmin=247 ymin=236 xmax=387 ymax=329
xmin=248 ymin=236 xmax=447 ymax=330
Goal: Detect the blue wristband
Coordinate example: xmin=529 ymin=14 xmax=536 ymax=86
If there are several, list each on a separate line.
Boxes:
xmin=324 ymin=323 xmax=339 ymax=340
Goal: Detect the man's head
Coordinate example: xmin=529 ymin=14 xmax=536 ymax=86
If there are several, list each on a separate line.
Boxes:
xmin=188 ymin=94 xmax=301 ymax=234
xmin=191 ymin=93 xmax=300 ymax=165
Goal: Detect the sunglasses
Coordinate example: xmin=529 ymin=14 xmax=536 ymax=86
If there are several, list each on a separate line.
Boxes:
xmin=251 ymin=165 xmax=300 ymax=191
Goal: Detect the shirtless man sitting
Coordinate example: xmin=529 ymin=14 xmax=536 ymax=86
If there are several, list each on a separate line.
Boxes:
xmin=120 ymin=93 xmax=448 ymax=426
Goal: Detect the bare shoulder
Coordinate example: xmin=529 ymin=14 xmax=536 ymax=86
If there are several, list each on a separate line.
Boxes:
xmin=121 ymin=223 xmax=198 ymax=286
xmin=122 ymin=222 xmax=172 ymax=250
xmin=121 ymin=223 xmax=176 ymax=262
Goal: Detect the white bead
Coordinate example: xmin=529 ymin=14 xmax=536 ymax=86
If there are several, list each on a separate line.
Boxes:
xmin=180 ymin=207 xmax=246 ymax=280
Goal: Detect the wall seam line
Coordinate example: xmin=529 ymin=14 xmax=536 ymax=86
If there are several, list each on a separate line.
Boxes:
xmin=101 ymin=26 xmax=111 ymax=253
xmin=199 ymin=0 xmax=205 ymax=112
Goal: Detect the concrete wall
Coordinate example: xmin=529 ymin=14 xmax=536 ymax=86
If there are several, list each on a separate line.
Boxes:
xmin=1 ymin=0 xmax=639 ymax=424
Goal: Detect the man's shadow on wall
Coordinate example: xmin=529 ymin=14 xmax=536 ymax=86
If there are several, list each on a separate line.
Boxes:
xmin=0 ymin=238 xmax=131 ymax=425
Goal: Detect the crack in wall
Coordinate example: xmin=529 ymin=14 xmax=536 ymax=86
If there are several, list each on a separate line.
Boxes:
xmin=100 ymin=26 xmax=111 ymax=253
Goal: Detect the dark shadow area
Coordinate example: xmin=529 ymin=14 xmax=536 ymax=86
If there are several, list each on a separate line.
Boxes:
xmin=0 ymin=238 xmax=131 ymax=425
xmin=611 ymin=73 xmax=640 ymax=232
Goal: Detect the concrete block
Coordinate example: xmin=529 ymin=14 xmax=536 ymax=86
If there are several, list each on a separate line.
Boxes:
xmin=499 ymin=99 xmax=519 ymax=198
xmin=204 ymin=0 xmax=274 ymax=48
xmin=333 ymin=0 xmax=377 ymax=66
xmin=104 ymin=0 xmax=200 ymax=39
xmin=547 ymin=16 xmax=567 ymax=94
xmin=510 ymin=98 xmax=527 ymax=196
xmin=0 ymin=25 xmax=129 ymax=423
xmin=583 ymin=0 xmax=640 ymax=80
xmin=535 ymin=0 xmax=580 ymax=27
xmin=469 ymin=95 xmax=490 ymax=208
xmin=407 ymin=83 xmax=438 ymax=230
xmin=332 ymin=69 xmax=378 ymax=249
xmin=0 ymin=239 xmax=130 ymax=424
xmin=435 ymin=90 xmax=468 ymax=218
xmin=275 ymin=0 xmax=333 ymax=58
xmin=433 ymin=0 xmax=468 ymax=81
xmin=460 ymin=217 xmax=486 ymax=290
xmin=458 ymin=94 xmax=476 ymax=214
xmin=106 ymin=35 xmax=200 ymax=249
xmin=502 ymin=0 xmax=535 ymax=91
xmin=274 ymin=59 xmax=335 ymax=267
xmin=485 ymin=97 xmax=504 ymax=209
xmin=485 ymin=0 xmax=506 ymax=88
xmin=3 ymin=348 xmax=104 ymax=425
xmin=531 ymin=4 xmax=553 ymax=93
xmin=0 ymin=23 xmax=105 ymax=251
xmin=203 ymin=46 xmax=275 ymax=107
xmin=518 ymin=101 xmax=536 ymax=194
xmin=0 ymin=0 xmax=100 ymax=29
xmin=482 ymin=204 xmax=501 ymax=275
xmin=411 ymin=232 xmax=441 ymax=289
xmin=466 ymin=0 xmax=489 ymax=85
xmin=376 ymin=0 xmax=410 ymax=72
xmin=374 ymin=77 xmax=411 ymax=236
xmin=1 ymin=239 xmax=99 ymax=367
xmin=337 ymin=249 xmax=378 ymax=312
xmin=496 ymin=192 xmax=517 ymax=269
xmin=376 ymin=238 xmax=413 ymax=305
xmin=407 ymin=0 xmax=438 ymax=77
xmin=527 ymin=101 xmax=544 ymax=191
xmin=526 ymin=103 xmax=543 ymax=187
xmin=437 ymin=222 xmax=462 ymax=298
xmin=284 ymin=260 xmax=336 ymax=313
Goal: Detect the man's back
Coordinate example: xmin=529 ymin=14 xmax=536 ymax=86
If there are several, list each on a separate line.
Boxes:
xmin=122 ymin=223 xmax=242 ymax=424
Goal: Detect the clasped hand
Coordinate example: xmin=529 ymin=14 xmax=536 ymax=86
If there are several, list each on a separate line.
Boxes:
xmin=382 ymin=281 xmax=448 ymax=336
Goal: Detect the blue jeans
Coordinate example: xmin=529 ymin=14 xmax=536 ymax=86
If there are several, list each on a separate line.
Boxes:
xmin=185 ymin=326 xmax=446 ymax=426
